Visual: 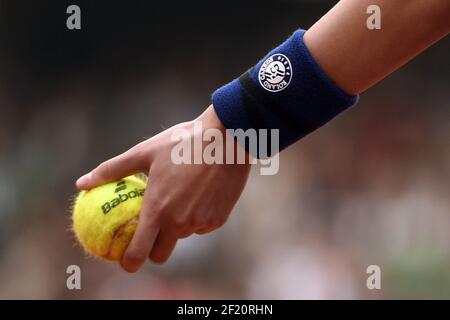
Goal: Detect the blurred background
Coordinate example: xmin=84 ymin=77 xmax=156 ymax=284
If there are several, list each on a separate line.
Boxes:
xmin=0 ymin=0 xmax=449 ymax=299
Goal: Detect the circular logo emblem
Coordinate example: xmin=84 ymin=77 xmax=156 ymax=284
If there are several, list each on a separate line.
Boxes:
xmin=258 ymin=54 xmax=292 ymax=92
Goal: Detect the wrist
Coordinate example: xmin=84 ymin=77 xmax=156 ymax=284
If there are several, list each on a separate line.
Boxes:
xmin=211 ymin=30 xmax=359 ymax=158
xmin=197 ymin=104 xmax=226 ymax=134
xmin=195 ymin=105 xmax=251 ymax=164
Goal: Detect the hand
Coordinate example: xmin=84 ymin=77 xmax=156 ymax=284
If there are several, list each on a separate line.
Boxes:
xmin=76 ymin=105 xmax=251 ymax=272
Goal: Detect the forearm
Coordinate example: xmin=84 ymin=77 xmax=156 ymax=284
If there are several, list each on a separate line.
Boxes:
xmin=210 ymin=0 xmax=449 ymax=155
xmin=304 ymin=0 xmax=450 ymax=95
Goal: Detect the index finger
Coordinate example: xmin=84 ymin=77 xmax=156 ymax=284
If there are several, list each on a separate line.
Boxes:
xmin=76 ymin=144 xmax=148 ymax=190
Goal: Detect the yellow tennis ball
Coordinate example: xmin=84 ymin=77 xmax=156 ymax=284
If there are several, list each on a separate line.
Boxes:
xmin=72 ymin=175 xmax=146 ymax=261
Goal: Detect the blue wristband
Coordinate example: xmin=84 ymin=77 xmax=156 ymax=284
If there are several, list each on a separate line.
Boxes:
xmin=212 ymin=29 xmax=359 ymax=157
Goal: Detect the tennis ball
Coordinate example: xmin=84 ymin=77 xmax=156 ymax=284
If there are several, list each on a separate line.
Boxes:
xmin=72 ymin=175 xmax=146 ymax=261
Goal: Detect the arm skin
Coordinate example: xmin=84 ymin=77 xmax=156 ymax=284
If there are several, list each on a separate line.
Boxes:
xmin=304 ymin=0 xmax=450 ymax=95
xmin=76 ymin=0 xmax=450 ymax=272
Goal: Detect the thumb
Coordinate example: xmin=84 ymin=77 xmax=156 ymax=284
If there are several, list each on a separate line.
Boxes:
xmin=76 ymin=144 xmax=149 ymax=190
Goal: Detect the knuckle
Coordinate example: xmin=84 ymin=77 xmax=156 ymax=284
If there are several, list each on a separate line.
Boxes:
xmin=149 ymin=252 xmax=169 ymax=264
xmin=171 ymin=215 xmax=189 ymax=228
xmin=96 ymin=161 xmax=112 ymax=180
xmin=193 ymin=215 xmax=208 ymax=228
xmin=147 ymin=198 xmax=166 ymax=216
xmin=195 ymin=229 xmax=210 ymax=235
xmin=128 ymin=145 xmax=145 ymax=161
xmin=179 ymin=230 xmax=193 ymax=239
xmin=210 ymin=217 xmax=227 ymax=229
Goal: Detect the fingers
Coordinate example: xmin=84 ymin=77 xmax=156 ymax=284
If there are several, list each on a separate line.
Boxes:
xmin=76 ymin=144 xmax=148 ymax=190
xmin=120 ymin=187 xmax=161 ymax=272
xmin=149 ymin=227 xmax=179 ymax=264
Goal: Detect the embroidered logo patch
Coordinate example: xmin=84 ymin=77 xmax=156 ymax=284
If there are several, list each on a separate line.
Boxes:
xmin=258 ymin=54 xmax=292 ymax=92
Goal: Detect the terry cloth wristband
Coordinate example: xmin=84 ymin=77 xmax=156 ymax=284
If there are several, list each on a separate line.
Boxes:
xmin=212 ymin=29 xmax=359 ymax=158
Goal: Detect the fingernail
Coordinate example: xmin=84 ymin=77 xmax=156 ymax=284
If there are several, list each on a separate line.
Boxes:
xmin=76 ymin=172 xmax=91 ymax=187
